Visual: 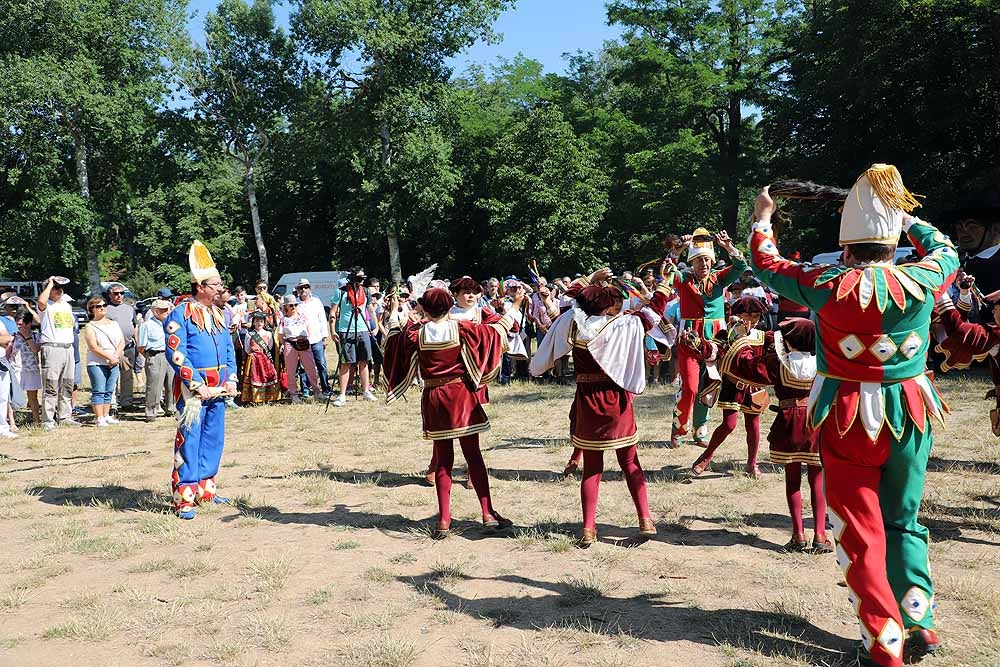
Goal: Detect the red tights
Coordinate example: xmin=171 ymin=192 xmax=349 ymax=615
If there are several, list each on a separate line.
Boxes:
xmin=580 ymin=445 xmax=650 ymax=530
xmin=785 ymin=463 xmax=827 ymax=538
xmin=433 ymin=435 xmax=494 ymax=526
xmin=693 ymin=409 xmax=760 ymax=471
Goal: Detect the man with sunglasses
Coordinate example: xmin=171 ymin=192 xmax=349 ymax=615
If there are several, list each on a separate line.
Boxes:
xmin=105 ymin=282 xmax=138 ymax=410
xmin=164 ymin=242 xmax=237 ymax=519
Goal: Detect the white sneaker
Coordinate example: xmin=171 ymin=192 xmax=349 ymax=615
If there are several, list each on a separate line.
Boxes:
xmin=43 ymin=422 xmax=56 ymax=432
xmin=0 ymin=430 xmax=18 ymax=439
xmin=363 ymin=390 xmax=377 ymax=402
xmin=332 ymin=396 xmax=346 ymax=407
xmin=104 ymin=416 xmax=120 ymax=425
xmin=95 ymin=417 xmax=109 ymax=427
xmin=60 ymin=419 xmax=83 ymax=427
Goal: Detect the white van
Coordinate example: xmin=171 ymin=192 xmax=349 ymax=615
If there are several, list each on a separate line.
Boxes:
xmin=271 ymin=271 xmax=348 ymax=311
xmin=811 ymin=246 xmax=916 ymax=266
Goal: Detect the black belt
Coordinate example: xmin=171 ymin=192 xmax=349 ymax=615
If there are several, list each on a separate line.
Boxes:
xmin=145 ymin=350 xmax=164 ymax=356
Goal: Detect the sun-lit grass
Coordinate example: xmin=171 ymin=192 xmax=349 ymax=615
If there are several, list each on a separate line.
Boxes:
xmin=2 ymin=374 xmax=997 ymax=666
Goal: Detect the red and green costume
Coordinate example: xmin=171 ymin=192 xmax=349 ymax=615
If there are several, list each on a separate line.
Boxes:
xmin=670 ymin=252 xmax=746 ymax=443
xmin=750 ymin=216 xmax=957 ymax=667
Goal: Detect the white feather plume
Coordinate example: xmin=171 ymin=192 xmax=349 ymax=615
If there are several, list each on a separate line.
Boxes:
xmin=408 ymin=263 xmax=438 ymax=299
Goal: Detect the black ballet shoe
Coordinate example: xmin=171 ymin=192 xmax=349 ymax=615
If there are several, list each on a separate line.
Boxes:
xmin=482 ymin=513 xmax=513 ymax=532
xmin=562 ymin=460 xmax=580 ymax=478
xmin=811 ymin=535 xmax=834 ymax=553
xmin=433 ymin=521 xmax=451 ymax=540
xmin=638 ymin=518 xmax=657 ymax=536
xmin=784 ymin=535 xmax=808 ymax=552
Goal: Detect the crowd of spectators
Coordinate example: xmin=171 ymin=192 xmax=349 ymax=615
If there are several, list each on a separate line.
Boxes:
xmin=0 ymin=249 xmax=993 ymax=440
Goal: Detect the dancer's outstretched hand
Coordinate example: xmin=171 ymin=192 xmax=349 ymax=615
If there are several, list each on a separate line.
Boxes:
xmin=754 ymin=186 xmax=775 ymax=221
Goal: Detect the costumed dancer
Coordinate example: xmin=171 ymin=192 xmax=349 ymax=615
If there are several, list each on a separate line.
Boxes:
xmin=750 ymin=165 xmax=957 ymax=666
xmin=422 ymin=276 xmax=514 ymax=486
xmin=933 ymin=285 xmax=1000 ymax=433
xmin=165 ymin=241 xmax=238 ymax=519
xmin=240 ymin=311 xmax=283 ymax=404
xmin=670 ymin=229 xmax=747 ymax=448
xmin=382 ymin=287 xmax=518 ymax=539
xmin=707 ymin=315 xmax=830 ymax=551
xmin=529 ymin=268 xmax=676 ymax=547
xmin=686 ymin=296 xmax=769 ymax=478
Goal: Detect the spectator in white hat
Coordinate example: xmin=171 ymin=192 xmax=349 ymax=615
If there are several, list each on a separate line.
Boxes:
xmin=137 ymin=299 xmax=175 ymax=422
xmin=277 ymin=294 xmax=322 ymax=403
xmin=36 ymin=277 xmax=80 ymax=430
xmin=294 ymin=278 xmax=332 ymax=397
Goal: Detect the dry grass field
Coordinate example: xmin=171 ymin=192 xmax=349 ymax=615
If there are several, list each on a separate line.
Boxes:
xmin=1 ymin=369 xmax=998 ymax=667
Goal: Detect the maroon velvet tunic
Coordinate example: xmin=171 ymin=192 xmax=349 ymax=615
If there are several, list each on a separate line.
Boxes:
xmin=568 ymin=346 xmax=638 ymax=450
xmin=723 ymin=331 xmax=819 ymax=465
xmin=382 ymin=316 xmax=511 ymax=440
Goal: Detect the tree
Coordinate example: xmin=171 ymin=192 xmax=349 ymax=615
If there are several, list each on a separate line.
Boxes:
xmin=0 ymin=0 xmax=185 ymax=290
xmin=293 ymin=0 xmax=513 ymax=283
xmin=606 ymin=0 xmax=797 ymax=235
xmin=176 ymin=0 xmax=302 ymax=285
xmin=480 ymin=105 xmax=610 ymax=273
xmin=765 ymin=0 xmax=1000 ymax=251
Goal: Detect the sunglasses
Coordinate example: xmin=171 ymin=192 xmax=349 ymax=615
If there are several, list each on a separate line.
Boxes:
xmin=110 ymin=291 xmax=124 ymax=296
xmin=91 ymin=304 xmax=107 ymax=310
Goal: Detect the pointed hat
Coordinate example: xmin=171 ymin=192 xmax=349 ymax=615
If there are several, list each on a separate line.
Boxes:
xmin=687 ymin=227 xmax=716 ymax=262
xmin=189 ymin=240 xmax=221 ymax=283
xmin=840 ymin=164 xmax=922 ymax=245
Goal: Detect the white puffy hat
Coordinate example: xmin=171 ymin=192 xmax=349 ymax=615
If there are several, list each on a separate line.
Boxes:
xmin=840 ymin=164 xmax=922 ymax=245
xmin=189 ymin=240 xmax=221 ymax=284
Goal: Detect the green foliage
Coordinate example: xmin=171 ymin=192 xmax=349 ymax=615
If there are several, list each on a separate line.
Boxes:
xmin=480 ymin=106 xmax=610 ymax=274
xmin=766 ymin=0 xmax=1000 ymax=252
xmin=3 ymin=0 xmax=1000 ymax=283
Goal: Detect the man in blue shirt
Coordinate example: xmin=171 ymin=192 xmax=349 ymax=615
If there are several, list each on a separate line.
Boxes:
xmin=137 ymin=299 xmax=175 ymax=422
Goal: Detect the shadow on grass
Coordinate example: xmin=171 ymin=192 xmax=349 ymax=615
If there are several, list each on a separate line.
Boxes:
xmin=29 ymin=485 xmax=171 ymax=512
xmin=252 ymin=468 xmax=430 ymax=488
xmin=927 ymin=457 xmax=1000 ymax=475
xmin=398 ymin=572 xmax=855 ymax=665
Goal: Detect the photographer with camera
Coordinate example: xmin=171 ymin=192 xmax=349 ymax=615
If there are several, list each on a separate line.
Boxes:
xmin=329 ymin=267 xmax=376 ymax=406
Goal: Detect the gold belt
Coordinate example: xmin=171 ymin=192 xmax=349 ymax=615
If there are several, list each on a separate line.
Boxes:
xmin=423 ymin=375 xmax=462 ymax=388
xmin=735 ymin=380 xmax=761 ymax=391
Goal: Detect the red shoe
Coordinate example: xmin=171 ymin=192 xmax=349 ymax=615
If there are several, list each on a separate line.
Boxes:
xmin=691 ymin=455 xmax=712 ymax=476
xmin=424 ymin=469 xmax=435 ymax=486
xmin=904 ymin=628 xmax=942 ymax=661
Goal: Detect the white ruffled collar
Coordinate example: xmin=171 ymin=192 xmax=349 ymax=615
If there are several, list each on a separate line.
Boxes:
xmin=773 ymin=330 xmax=816 ymax=380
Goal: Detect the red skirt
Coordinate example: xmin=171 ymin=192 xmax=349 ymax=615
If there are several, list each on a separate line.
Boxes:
xmin=240 ymin=350 xmax=282 ymax=404
xmin=768 ymin=406 xmax=820 ymax=466
xmin=421 ymin=381 xmax=489 ymax=440
xmin=569 ymin=381 xmax=637 ymax=451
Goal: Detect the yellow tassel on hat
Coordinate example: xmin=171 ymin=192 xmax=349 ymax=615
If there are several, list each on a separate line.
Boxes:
xmin=189 ymin=240 xmax=221 ymax=284
xmin=861 ymin=164 xmax=923 ymax=213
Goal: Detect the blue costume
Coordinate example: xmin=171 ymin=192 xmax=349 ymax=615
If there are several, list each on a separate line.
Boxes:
xmin=165 ymin=241 xmax=237 ymax=516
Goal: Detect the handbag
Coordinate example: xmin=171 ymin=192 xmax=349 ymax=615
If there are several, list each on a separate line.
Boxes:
xmin=698 ymin=380 xmax=721 ymax=408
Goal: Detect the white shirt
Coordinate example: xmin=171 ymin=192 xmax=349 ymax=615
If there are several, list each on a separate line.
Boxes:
xmin=87 ymin=320 xmax=123 ymax=365
xmin=40 ymin=298 xmax=75 ymax=345
xmin=297 ymin=296 xmax=326 ymax=345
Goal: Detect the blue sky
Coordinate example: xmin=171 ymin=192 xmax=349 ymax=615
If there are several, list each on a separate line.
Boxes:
xmin=185 ymin=0 xmax=622 ymax=76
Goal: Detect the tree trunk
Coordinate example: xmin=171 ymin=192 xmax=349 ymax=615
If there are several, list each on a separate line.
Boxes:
xmin=721 ymin=93 xmax=742 ymax=237
xmin=75 ymin=141 xmax=101 ymax=293
xmin=245 ymin=163 xmax=269 ymax=286
xmin=380 ymin=121 xmax=403 ymax=284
